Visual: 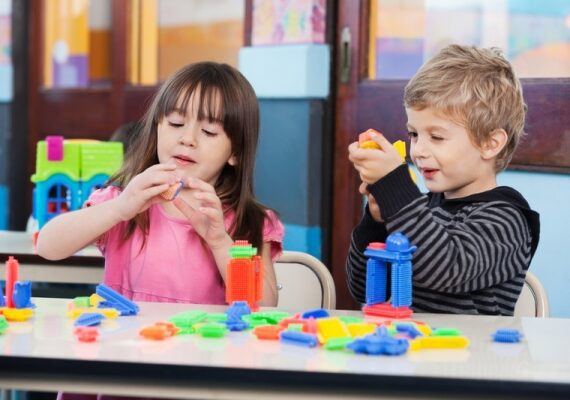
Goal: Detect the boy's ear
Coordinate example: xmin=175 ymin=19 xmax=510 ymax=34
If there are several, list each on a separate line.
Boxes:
xmin=228 ymin=154 xmax=237 ymax=166
xmin=480 ymin=129 xmax=508 ymax=160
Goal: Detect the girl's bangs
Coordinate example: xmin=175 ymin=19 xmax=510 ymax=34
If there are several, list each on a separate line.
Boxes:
xmin=159 ymin=80 xmax=225 ymax=124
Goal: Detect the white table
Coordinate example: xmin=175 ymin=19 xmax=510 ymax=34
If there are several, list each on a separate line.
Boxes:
xmin=1 ymin=298 xmax=569 ymax=399
xmin=0 ymin=230 xmax=104 ymax=284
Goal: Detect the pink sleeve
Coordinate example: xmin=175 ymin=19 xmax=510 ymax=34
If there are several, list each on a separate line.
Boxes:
xmin=263 ymin=210 xmax=285 ymax=262
xmin=83 ymin=186 xmax=122 ymax=253
xmin=84 ymin=185 xmax=121 ymax=208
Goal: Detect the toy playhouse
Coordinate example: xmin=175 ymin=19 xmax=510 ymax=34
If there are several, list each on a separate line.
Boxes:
xmin=31 ymin=136 xmax=123 ymax=229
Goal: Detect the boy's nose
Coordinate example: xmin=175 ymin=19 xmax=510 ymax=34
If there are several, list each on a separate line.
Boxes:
xmin=410 ymin=139 xmax=428 ymax=159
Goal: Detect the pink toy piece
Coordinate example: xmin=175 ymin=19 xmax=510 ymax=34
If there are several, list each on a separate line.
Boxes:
xmin=46 ymin=136 xmax=64 ymax=161
xmin=5 ymin=256 xmax=19 ymax=308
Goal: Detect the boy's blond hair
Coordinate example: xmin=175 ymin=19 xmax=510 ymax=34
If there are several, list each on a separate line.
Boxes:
xmin=404 ymin=44 xmax=526 ymax=171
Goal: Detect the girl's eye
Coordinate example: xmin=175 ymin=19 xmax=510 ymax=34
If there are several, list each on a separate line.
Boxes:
xmin=407 ymin=131 xmax=418 ymax=139
xmin=202 ymin=129 xmax=217 ymax=137
xmin=431 ymin=135 xmax=444 ymax=141
xmin=168 ymin=122 xmax=184 ymax=128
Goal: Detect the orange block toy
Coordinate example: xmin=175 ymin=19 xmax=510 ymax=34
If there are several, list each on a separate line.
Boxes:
xmin=225 ymin=241 xmax=263 ymax=310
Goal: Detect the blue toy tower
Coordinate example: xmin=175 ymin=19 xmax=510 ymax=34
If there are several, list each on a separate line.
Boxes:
xmin=363 ymin=232 xmax=416 ymax=318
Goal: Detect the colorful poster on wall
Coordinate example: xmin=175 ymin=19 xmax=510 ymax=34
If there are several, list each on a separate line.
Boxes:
xmin=0 ymin=0 xmax=12 ymax=101
xmin=370 ymin=0 xmax=570 ymax=80
xmin=252 ymin=0 xmax=326 ymax=45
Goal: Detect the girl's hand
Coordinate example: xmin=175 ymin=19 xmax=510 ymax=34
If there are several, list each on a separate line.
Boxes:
xmin=359 ymin=182 xmax=383 ymax=223
xmin=115 ymin=163 xmax=178 ymax=221
xmin=348 ymin=133 xmax=403 ymax=184
xmin=173 ymin=177 xmax=231 ymax=250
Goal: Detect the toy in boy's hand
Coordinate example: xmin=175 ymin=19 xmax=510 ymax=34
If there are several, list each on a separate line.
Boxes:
xmin=358 ymin=129 xmax=417 ymax=183
xmin=358 ymin=129 xmax=382 ymax=149
xmin=160 ymin=180 xmax=184 ymax=201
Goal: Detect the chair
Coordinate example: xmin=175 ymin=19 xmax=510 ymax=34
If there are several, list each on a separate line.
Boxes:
xmin=274 ymin=251 xmax=336 ymax=310
xmin=514 ymin=271 xmax=549 ymax=317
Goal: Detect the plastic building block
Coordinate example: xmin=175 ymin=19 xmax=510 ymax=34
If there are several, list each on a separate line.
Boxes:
xmin=347 ymin=322 xmax=377 ymax=338
xmin=358 ymin=129 xmax=382 ymax=149
xmin=347 ymin=334 xmax=409 ymax=356
xmin=492 ymin=329 xmax=523 ymax=343
xmin=253 ymin=324 xmax=283 ymax=340
xmin=362 ymin=303 xmax=413 ymax=318
xmin=0 ymin=283 xmax=5 ymax=307
xmin=0 ymin=316 xmax=8 ymax=334
xmin=226 ymin=301 xmax=252 ymax=320
xmin=12 ymin=281 xmax=34 ymax=308
xmin=96 ymin=284 xmax=139 ymax=315
xmin=316 ymin=317 xmax=351 ymax=344
xmin=196 ymin=322 xmax=227 ymax=338
xmin=226 ymin=319 xmax=249 ymax=332
xmin=169 ymin=310 xmax=208 ymax=330
xmin=74 ymin=312 xmax=105 ymax=327
xmin=160 ymin=180 xmax=184 ymax=200
xmin=432 ymin=328 xmax=462 ymax=337
xmin=363 ymin=233 xmax=416 ymax=319
xmin=5 ymin=256 xmax=19 ymax=308
xmin=68 ymin=307 xmax=119 ymax=319
xmin=301 ymin=308 xmax=330 ymax=319
xmin=323 ymin=337 xmax=354 ymax=350
xmin=73 ymin=296 xmax=91 ymax=308
xmin=74 ymin=326 xmax=99 ymax=342
xmin=279 ymin=331 xmax=318 ymax=348
xmin=89 ymin=294 xmax=104 ymax=306
xmin=226 ymin=241 xmax=264 ymax=310
xmin=409 ymin=335 xmax=470 ymax=351
xmin=3 ymin=308 xmax=33 ymax=322
xmin=140 ymin=322 xmax=180 ymax=340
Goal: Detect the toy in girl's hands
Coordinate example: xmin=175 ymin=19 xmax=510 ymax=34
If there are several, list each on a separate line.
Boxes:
xmin=160 ymin=180 xmax=184 ymax=201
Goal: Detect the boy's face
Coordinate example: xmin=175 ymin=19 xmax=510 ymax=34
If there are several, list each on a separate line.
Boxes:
xmin=406 ymin=107 xmax=497 ymax=199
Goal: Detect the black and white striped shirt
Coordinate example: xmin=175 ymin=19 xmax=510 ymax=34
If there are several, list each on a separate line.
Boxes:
xmin=346 ymin=165 xmax=540 ymax=315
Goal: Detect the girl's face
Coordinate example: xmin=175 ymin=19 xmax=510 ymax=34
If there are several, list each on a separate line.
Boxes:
xmin=157 ymin=91 xmax=235 ymax=186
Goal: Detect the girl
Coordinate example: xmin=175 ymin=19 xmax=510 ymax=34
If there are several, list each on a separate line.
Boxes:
xmin=37 ymin=62 xmax=283 ymax=306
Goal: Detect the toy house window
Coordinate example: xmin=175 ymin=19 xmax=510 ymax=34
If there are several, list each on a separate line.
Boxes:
xmin=47 ymin=184 xmax=70 ymax=214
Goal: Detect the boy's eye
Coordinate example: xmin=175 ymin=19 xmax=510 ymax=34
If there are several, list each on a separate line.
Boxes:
xmin=431 ymin=135 xmax=444 ymax=141
xmin=407 ymin=131 xmax=418 ymax=139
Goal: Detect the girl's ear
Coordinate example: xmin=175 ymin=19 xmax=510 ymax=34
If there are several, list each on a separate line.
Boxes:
xmin=228 ymin=154 xmax=237 ymax=166
xmin=481 ymin=128 xmax=508 ymax=160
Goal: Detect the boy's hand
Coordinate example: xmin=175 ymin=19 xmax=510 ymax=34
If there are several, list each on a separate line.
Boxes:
xmin=173 ymin=177 xmax=231 ymax=250
xmin=360 ymin=182 xmax=383 ymax=223
xmin=115 ymin=163 xmax=178 ymax=221
xmin=348 ymin=132 xmax=404 ymax=184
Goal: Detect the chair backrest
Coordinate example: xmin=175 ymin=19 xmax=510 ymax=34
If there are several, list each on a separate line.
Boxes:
xmin=514 ymin=271 xmax=549 ymax=317
xmin=274 ymin=251 xmax=336 ymax=310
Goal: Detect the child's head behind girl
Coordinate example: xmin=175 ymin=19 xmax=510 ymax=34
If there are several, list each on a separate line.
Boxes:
xmin=110 ymin=62 xmax=267 ymax=249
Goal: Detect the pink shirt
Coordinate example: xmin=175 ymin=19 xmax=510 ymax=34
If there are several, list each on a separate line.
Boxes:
xmin=86 ymin=186 xmax=284 ymax=305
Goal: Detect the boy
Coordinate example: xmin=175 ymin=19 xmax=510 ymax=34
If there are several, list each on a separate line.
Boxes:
xmin=346 ymin=44 xmax=540 ymax=315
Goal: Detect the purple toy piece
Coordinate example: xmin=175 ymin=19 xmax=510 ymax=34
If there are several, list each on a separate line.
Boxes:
xmin=46 ymin=136 xmax=64 ymax=161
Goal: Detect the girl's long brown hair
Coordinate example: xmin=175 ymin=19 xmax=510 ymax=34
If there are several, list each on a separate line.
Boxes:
xmin=109 ymin=62 xmax=271 ymax=250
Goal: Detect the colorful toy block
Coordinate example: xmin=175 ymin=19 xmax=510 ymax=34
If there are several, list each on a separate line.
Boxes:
xmin=225 ymin=241 xmax=264 ymax=310
xmin=31 ymin=136 xmax=123 ymax=228
xmin=363 ymin=232 xmax=417 ymax=318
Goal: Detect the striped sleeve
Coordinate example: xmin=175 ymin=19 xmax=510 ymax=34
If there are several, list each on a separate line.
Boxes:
xmin=366 ymin=166 xmax=533 ymax=294
xmin=387 ymin=199 xmax=532 ymax=293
